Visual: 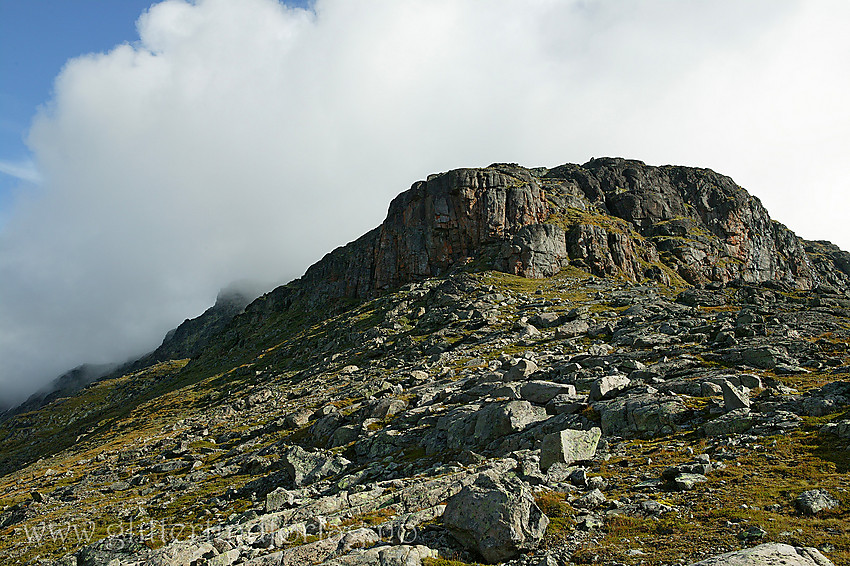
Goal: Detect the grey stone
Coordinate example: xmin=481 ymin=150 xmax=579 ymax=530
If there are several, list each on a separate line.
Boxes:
xmin=285 ymin=409 xmax=313 ymax=428
xmin=575 ymin=513 xmax=604 ymax=530
xmin=702 ymin=408 xmax=753 ymax=437
xmin=505 ymin=359 xmax=539 ymax=381
xmin=519 ymin=381 xmax=577 ymax=404
xmin=742 ymin=346 xmax=785 ymax=369
xmin=266 ymin=487 xmax=297 ymax=512
xmin=506 ymin=223 xmax=569 ymax=279
xmin=555 ymin=319 xmax=590 ymax=339
xmin=589 ymin=374 xmax=631 ymax=401
xmin=721 ymin=380 xmax=751 ymax=411
xmin=672 ymin=473 xmax=707 ymax=491
xmin=595 ymin=393 xmax=688 ymax=438
xmin=686 ymin=543 xmax=834 ymax=566
xmin=150 ymin=460 xmax=192 ymax=474
xmin=474 ymin=400 xmax=548 ymax=444
xmin=331 ymin=424 xmax=360 ymax=448
xmin=75 ymin=536 xmax=151 ymax=566
xmin=377 ymin=545 xmax=440 ymax=566
xmin=573 ymin=488 xmax=606 ymax=509
xmin=564 ymin=306 xmax=590 ymax=321
xmin=700 ymin=381 xmax=722 ymax=397
xmin=739 ymin=373 xmax=763 ymax=389
xmin=369 ymin=398 xmax=408 ymax=419
xmin=443 ymin=474 xmax=549 ymax=563
xmin=795 ymin=489 xmax=840 ymax=515
xmin=207 ymin=549 xmax=241 ymax=566
xmin=280 ymin=445 xmax=350 ymax=487
xmin=545 ymin=394 xmax=586 ymax=415
xmin=530 ymin=312 xmax=563 ymax=328
xmin=540 ymin=427 xmax=601 ymax=471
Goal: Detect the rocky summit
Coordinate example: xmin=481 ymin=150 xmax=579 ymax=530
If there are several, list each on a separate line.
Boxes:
xmin=1 ymin=158 xmax=849 ymax=566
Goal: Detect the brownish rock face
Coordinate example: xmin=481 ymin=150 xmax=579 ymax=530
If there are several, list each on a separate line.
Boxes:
xmin=294 ymin=158 xmax=849 ymax=304
xmin=375 ymin=167 xmax=549 ymax=290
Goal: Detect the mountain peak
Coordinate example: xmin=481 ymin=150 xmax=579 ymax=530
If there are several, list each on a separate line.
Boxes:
xmin=290 ymin=160 xmax=847 ymax=309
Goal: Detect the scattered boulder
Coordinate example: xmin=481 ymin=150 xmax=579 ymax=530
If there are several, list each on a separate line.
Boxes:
xmin=530 ymin=312 xmax=563 ymax=328
xmin=279 ymin=445 xmax=350 ymax=487
xmin=555 ymin=319 xmax=590 ymax=339
xmin=595 ymin=392 xmax=688 ymax=438
xmin=443 ymin=474 xmax=549 ymax=563
xmin=700 ymin=381 xmax=722 ymax=397
xmin=795 ymin=489 xmax=840 ymax=515
xmin=589 ymin=374 xmax=631 ymax=401
xmin=284 ymin=409 xmax=313 ymax=428
xmin=661 ymin=458 xmax=712 ymax=491
xmin=742 ymin=346 xmax=785 ymax=369
xmin=573 ymin=488 xmax=606 ymax=510
xmin=520 ymin=381 xmax=577 ymax=404
xmin=540 ymin=427 xmax=601 ymax=471
xmin=505 ymin=359 xmax=539 ymax=381
xmin=368 ymin=398 xmax=408 ymax=419
xmin=545 ymin=394 xmax=586 ymax=415
xmin=474 ymin=400 xmax=548 ymax=444
xmin=721 ymin=380 xmax=751 ymax=411
xmin=702 ymin=408 xmax=754 ymax=437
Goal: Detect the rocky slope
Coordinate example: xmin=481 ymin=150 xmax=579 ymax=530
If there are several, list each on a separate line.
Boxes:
xmin=1 ymin=159 xmax=849 ymax=566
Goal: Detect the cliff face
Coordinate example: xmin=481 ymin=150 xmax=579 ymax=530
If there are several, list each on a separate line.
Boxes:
xmin=298 ymin=166 xmax=549 ymax=303
xmin=294 ymin=159 xmax=847 ymax=304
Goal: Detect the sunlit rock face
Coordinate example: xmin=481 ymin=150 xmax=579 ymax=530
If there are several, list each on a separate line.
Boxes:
xmin=295 ymin=158 xmax=845 ymax=305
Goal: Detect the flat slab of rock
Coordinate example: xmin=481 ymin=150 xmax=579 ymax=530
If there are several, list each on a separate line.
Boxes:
xmin=589 ymin=374 xmax=631 ymax=401
xmin=595 ymin=392 xmax=688 ymax=438
xmin=540 ymin=427 xmax=601 ymax=471
xmin=474 ymin=400 xmax=548 ymax=444
xmin=701 ymin=408 xmax=753 ymax=437
xmin=721 ymin=380 xmax=751 ymax=411
xmin=555 ymin=319 xmax=589 ymax=338
xmin=671 ymin=473 xmax=707 ymax=491
xmin=520 ymin=381 xmax=577 ymax=404
xmin=687 ymin=543 xmax=834 ymax=565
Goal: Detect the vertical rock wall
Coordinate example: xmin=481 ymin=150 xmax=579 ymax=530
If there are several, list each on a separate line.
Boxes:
xmin=293 ymin=159 xmax=849 ymax=304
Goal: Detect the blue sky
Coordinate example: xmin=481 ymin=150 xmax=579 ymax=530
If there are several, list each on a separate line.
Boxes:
xmin=0 ymin=1 xmax=155 ymax=206
xmin=0 ymin=0 xmax=311 ymax=217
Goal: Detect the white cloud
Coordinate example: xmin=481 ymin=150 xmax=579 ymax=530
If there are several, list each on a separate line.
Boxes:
xmin=0 ymin=158 xmax=42 ymax=184
xmin=1 ymin=0 xmax=849 ymax=405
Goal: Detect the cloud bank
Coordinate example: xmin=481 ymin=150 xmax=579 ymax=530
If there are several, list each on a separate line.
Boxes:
xmin=2 ymin=0 xmax=849 ymax=405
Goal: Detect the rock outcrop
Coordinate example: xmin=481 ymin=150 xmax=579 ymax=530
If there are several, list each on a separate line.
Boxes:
xmin=290 ymin=159 xmax=849 ymax=307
